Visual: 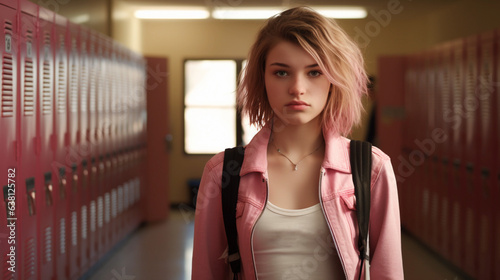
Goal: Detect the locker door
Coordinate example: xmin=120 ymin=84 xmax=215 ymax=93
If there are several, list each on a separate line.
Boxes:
xmin=78 ymin=25 xmax=90 ymax=275
xmin=437 ymin=42 xmax=453 ymax=262
xmin=477 ymin=30 xmax=496 ymax=280
xmin=67 ymin=21 xmax=81 ymax=280
xmin=18 ymin=0 xmax=39 ymax=278
xmin=53 ymin=13 xmax=70 ymax=280
xmin=87 ymin=30 xmax=99 ymax=267
xmin=376 ymin=56 xmax=406 ymax=225
xmin=0 ymin=1 xmax=19 ymax=279
xmin=449 ymin=38 xmax=466 ymax=269
xmin=462 ymin=34 xmax=480 ymax=277
xmin=494 ymin=29 xmax=500 ymax=280
xmin=37 ymin=6 xmax=56 ymax=280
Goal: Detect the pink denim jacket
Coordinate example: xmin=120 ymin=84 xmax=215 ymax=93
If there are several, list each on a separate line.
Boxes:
xmin=192 ymin=126 xmax=404 ymax=279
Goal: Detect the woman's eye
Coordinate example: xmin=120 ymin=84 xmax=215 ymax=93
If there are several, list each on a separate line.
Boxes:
xmin=275 ymin=70 xmax=288 ymax=77
xmin=309 ymin=70 xmax=322 ymax=77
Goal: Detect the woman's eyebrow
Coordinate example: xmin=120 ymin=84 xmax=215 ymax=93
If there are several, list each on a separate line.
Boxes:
xmin=268 ymin=62 xmax=319 ymax=68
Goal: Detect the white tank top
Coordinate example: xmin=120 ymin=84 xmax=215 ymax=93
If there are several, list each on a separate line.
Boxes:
xmin=253 ymin=201 xmax=345 ymax=279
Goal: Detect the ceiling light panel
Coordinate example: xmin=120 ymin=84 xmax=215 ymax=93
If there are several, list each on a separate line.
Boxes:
xmin=134 ymin=9 xmax=210 ymax=19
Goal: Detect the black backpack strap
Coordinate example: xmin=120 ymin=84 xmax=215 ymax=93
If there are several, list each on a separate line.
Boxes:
xmin=350 ymin=140 xmax=372 ymax=280
xmin=221 ymin=146 xmax=245 ymax=279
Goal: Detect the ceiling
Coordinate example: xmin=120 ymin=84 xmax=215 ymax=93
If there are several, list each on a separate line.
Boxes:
xmin=119 ymin=0 xmax=460 ymax=13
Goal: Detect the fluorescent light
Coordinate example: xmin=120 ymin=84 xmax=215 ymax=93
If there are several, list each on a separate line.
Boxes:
xmin=134 ymin=9 xmax=210 ymax=19
xmin=213 ymin=6 xmax=367 ymax=20
xmin=212 ymin=8 xmax=282 ymax=20
xmin=315 ymin=7 xmax=367 ymax=19
xmin=71 ymin=14 xmax=90 ymax=24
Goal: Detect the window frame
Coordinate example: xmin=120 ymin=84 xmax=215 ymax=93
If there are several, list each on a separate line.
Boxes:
xmin=182 ymin=58 xmax=245 ymax=155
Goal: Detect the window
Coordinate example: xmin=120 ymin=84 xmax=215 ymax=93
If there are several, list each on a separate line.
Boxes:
xmin=184 ymin=59 xmax=258 ymax=154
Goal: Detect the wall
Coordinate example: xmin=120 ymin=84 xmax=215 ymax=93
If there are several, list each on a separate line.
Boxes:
xmin=136 ymin=0 xmax=500 ymax=204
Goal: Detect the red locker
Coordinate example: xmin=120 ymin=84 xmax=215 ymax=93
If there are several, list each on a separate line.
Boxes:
xmin=66 ymin=21 xmax=82 ymax=279
xmin=447 ymin=38 xmax=466 ymax=269
xmin=36 ymin=6 xmax=56 ymax=279
xmin=476 ymin=31 xmax=496 ymax=280
xmin=424 ymin=49 xmax=442 ymax=253
xmin=76 ymin=24 xmax=92 ymax=275
xmin=494 ymin=28 xmax=500 ymax=280
xmin=0 ymin=1 xmax=19 ymax=279
xmin=52 ymin=12 xmax=70 ymax=280
xmin=86 ymin=29 xmax=100 ymax=267
xmin=434 ymin=42 xmax=452 ymax=260
xmin=18 ymin=1 xmax=39 ymax=279
xmin=376 ymin=56 xmax=406 ymax=226
xmin=460 ymin=34 xmax=479 ymax=277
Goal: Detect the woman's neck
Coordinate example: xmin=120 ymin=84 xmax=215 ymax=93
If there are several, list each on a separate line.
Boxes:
xmin=270 ymin=117 xmax=324 ymax=156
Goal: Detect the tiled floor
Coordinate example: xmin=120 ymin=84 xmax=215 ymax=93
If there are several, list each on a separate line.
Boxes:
xmin=83 ymin=209 xmax=470 ymax=280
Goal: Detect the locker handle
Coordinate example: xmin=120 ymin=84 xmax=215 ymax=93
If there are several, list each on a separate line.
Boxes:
xmin=465 ymin=162 xmax=474 ymax=173
xmin=59 ymin=167 xmax=67 ymax=200
xmin=44 ymin=172 xmax=54 ymax=206
xmin=26 ymin=178 xmax=36 ymax=216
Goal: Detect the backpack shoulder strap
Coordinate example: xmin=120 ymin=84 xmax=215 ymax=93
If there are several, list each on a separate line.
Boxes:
xmin=350 ymin=140 xmax=372 ymax=279
xmin=221 ymin=146 xmax=245 ymax=278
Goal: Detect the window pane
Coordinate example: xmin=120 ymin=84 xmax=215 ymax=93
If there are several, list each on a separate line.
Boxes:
xmin=185 ymin=60 xmax=237 ymax=107
xmin=241 ymin=113 xmax=260 ymax=145
xmin=185 ymin=107 xmax=236 ymax=154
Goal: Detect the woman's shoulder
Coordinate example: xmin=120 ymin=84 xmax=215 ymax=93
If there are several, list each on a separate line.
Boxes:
xmin=204 ymin=151 xmax=225 ymax=173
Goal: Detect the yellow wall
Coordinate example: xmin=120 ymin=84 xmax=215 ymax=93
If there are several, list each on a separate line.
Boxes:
xmin=131 ymin=0 xmax=500 ymax=204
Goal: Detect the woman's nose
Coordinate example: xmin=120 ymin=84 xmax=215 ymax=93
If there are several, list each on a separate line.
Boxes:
xmin=288 ymin=75 xmax=306 ymax=96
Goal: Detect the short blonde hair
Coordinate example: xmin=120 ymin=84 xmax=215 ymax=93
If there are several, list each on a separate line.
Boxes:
xmin=237 ymin=6 xmax=368 ymax=136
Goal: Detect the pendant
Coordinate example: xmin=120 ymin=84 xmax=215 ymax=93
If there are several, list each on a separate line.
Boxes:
xmin=294 ymin=165 xmax=298 ymax=171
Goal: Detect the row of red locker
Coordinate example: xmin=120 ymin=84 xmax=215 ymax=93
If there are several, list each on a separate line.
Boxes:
xmin=403 ymin=30 xmax=499 ymax=171
xmin=378 ymin=28 xmax=499 ymax=279
xmin=0 ymin=0 xmax=148 ymax=279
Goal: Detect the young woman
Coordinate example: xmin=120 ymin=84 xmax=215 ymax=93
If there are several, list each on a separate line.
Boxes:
xmin=192 ymin=7 xmax=404 ymax=280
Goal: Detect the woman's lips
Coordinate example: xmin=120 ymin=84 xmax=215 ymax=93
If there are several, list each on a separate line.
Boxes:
xmin=285 ymin=100 xmax=309 ymax=111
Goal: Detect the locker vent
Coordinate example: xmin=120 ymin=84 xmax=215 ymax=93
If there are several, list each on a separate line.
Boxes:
xmin=118 ymin=186 xmax=123 ymax=214
xmin=71 ymin=211 xmax=78 ymax=246
xmin=465 ymin=44 xmax=477 ymax=143
xmin=57 ymin=58 xmax=66 ymax=114
xmin=24 ymin=59 xmax=35 ymax=116
xmin=42 ymin=61 xmax=52 ymax=115
xmin=111 ymin=189 xmax=117 ymax=218
xmin=452 ymin=47 xmax=463 ymax=116
xmin=124 ymin=182 xmax=129 ymax=210
xmin=105 ymin=192 xmax=111 ymax=223
xmin=97 ymin=196 xmax=103 ymax=228
xmin=136 ymin=178 xmax=141 ymax=202
xmin=3 ymin=247 xmax=14 ymax=279
xmin=44 ymin=226 xmax=53 ymax=263
xmin=1 ymin=53 xmax=14 ymax=117
xmin=24 ymin=237 xmax=36 ymax=277
xmin=480 ymin=43 xmax=493 ymax=142
xmin=81 ymin=205 xmax=88 ymax=239
xmin=70 ymin=55 xmax=78 ymax=113
xmin=90 ymin=200 xmax=96 ymax=232
xmin=80 ymin=56 xmax=88 ymax=113
xmin=60 ymin=218 xmax=66 ymax=254
xmin=440 ymin=56 xmax=451 ymax=123
xmin=97 ymin=63 xmax=104 ymax=113
xmin=441 ymin=198 xmax=448 ymax=243
xmin=89 ymin=61 xmax=96 ymax=113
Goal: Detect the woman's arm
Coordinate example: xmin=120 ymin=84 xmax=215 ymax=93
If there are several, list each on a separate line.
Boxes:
xmin=369 ymin=155 xmax=405 ymax=279
xmin=192 ymin=154 xmax=231 ymax=280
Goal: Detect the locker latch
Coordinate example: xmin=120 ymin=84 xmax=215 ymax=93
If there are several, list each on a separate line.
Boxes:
xmin=26 ymin=178 xmax=36 ymax=216
xmin=44 ymin=172 xmax=54 ymax=206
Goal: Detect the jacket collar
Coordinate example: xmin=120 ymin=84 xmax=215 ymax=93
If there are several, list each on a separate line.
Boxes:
xmin=240 ymin=125 xmax=351 ymax=176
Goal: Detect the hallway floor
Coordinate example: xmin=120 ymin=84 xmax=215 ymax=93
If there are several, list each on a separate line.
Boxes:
xmin=83 ymin=209 xmax=470 ymax=280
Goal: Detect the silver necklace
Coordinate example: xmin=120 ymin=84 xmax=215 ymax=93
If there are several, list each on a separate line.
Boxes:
xmin=271 ymin=140 xmax=322 ymax=171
